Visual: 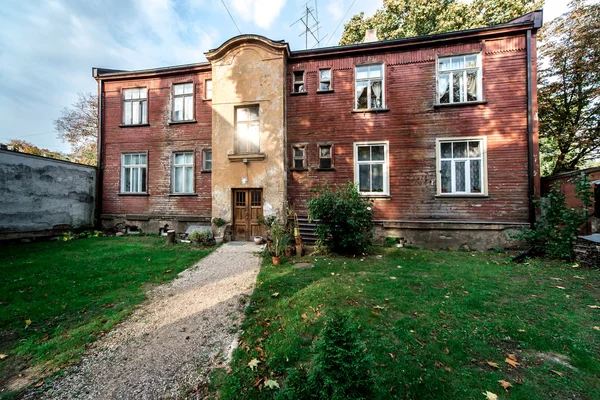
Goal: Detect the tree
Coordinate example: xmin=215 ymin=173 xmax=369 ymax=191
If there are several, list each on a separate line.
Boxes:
xmin=538 ymin=1 xmax=600 ymax=175
xmin=339 ymin=0 xmax=542 ymax=45
xmin=54 ymin=92 xmax=98 ymax=166
xmin=5 ymin=139 xmax=69 ymax=160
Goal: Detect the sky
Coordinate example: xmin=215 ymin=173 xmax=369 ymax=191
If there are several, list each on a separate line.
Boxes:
xmin=0 ymin=0 xmax=570 ymax=153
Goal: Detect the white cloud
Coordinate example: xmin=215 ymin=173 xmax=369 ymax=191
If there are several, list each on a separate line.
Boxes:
xmin=327 ymin=0 xmax=344 ymax=20
xmin=229 ymin=0 xmax=287 ymax=29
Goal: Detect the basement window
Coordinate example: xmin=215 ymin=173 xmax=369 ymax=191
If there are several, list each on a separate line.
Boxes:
xmin=293 ymin=71 xmax=305 ymax=93
xmin=436 ymin=137 xmax=487 ymax=195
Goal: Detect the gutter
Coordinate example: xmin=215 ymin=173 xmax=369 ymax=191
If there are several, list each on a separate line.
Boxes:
xmin=526 ymin=29 xmax=536 ymax=228
xmin=93 ymin=69 xmax=104 ymax=230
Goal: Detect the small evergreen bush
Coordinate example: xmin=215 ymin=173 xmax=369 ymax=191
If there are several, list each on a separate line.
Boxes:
xmin=306 ymin=182 xmax=373 ymax=254
xmin=189 ymin=229 xmax=212 ymax=245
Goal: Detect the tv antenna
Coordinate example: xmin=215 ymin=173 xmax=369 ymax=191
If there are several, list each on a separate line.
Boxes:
xmin=290 ymin=1 xmax=327 ymax=49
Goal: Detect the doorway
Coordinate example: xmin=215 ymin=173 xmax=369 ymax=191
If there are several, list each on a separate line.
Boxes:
xmin=232 ymin=189 xmax=263 ymax=241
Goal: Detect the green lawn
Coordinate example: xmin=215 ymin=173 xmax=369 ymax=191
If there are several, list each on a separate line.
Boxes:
xmin=216 ymin=248 xmax=600 ymax=399
xmin=0 ymin=236 xmax=212 ymax=397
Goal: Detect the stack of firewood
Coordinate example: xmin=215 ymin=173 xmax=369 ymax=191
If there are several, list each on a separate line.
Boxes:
xmin=574 ymin=236 xmax=600 ymax=268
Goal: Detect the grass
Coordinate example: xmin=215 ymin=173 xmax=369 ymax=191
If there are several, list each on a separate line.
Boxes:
xmin=215 ymin=247 xmax=600 ymax=399
xmin=0 ymin=235 xmax=213 ymax=398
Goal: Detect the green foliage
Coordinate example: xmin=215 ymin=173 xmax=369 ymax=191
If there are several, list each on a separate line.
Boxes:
xmin=269 ymin=221 xmax=290 ymax=257
xmin=59 ymin=230 xmax=102 ymax=241
xmin=306 ymin=182 xmax=373 ymax=254
xmin=213 ymin=217 xmax=227 ymax=228
xmin=514 ymin=173 xmax=593 ymax=259
xmin=538 ymin=1 xmax=600 ymax=175
xmin=339 ymin=0 xmax=543 ymax=45
xmin=189 ymin=229 xmax=212 ymax=245
xmin=383 ymin=237 xmax=399 ymax=247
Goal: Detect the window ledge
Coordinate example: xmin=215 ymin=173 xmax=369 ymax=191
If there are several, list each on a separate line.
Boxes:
xmin=168 ymin=120 xmax=197 ymax=125
xmin=434 ymin=101 xmax=487 ymax=109
xmin=290 ymin=91 xmax=308 ymax=96
xmin=316 ymin=89 xmax=334 ymax=94
xmin=360 ymin=194 xmax=391 ymax=199
xmin=290 ymin=168 xmax=308 ymax=172
xmin=228 ymin=153 xmax=266 ymax=162
xmin=316 ymin=167 xmax=335 ymax=171
xmin=203 ymin=98 xmax=212 ymax=102
xmin=119 ymin=123 xmax=150 ymax=128
xmin=118 ymin=193 xmax=149 ymax=196
xmin=435 ymin=194 xmax=489 ymax=199
xmin=351 ymin=108 xmax=390 ymax=114
xmin=200 ymin=170 xmax=212 ymax=173
xmin=169 ymin=193 xmax=198 ymax=197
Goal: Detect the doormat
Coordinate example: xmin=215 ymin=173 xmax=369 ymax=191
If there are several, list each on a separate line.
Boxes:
xmin=227 ymin=242 xmax=246 ymax=246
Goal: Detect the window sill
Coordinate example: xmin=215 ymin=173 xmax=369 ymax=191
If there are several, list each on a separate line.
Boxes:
xmin=228 ymin=153 xmax=266 ymax=162
xmin=203 ymin=98 xmax=212 ymax=102
xmin=434 ymin=101 xmax=487 ymax=109
xmin=169 ymin=193 xmax=198 ymax=197
xmin=316 ymin=89 xmax=334 ymax=94
xmin=351 ymin=108 xmax=390 ymax=114
xmin=360 ymin=194 xmax=390 ymax=199
xmin=316 ymin=167 xmax=335 ymax=171
xmin=168 ymin=120 xmax=197 ymax=125
xmin=119 ymin=123 xmax=150 ymax=128
xmin=435 ymin=194 xmax=489 ymax=199
xmin=290 ymin=91 xmax=308 ymax=96
xmin=200 ymin=170 xmax=212 ymax=173
xmin=118 ymin=193 xmax=149 ymax=196
xmin=290 ymin=168 xmax=308 ymax=172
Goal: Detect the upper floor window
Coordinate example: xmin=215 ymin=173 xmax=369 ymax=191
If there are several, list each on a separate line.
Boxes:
xmin=172 ymin=83 xmax=194 ymax=122
xmin=319 ymin=144 xmax=332 ymax=169
xmin=354 ymin=142 xmax=389 ymax=196
xmin=436 ymin=138 xmax=486 ymax=195
xmin=121 ymin=153 xmax=147 ymax=193
xmin=355 ymin=64 xmax=384 ymax=110
xmin=172 ymin=152 xmax=194 ymax=194
xmin=203 ymin=149 xmax=212 ymax=171
xmin=122 ymin=88 xmax=147 ymax=125
xmin=205 ymin=79 xmax=212 ymax=99
xmin=319 ymin=69 xmax=332 ymax=91
xmin=293 ymin=71 xmax=305 ymax=93
xmin=437 ymin=54 xmax=482 ymax=104
xmin=292 ymin=145 xmax=306 ymax=169
xmin=235 ymin=106 xmax=260 ymax=154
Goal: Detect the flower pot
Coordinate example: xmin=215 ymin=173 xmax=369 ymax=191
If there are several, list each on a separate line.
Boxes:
xmin=284 ymin=247 xmax=293 ymax=257
xmin=215 ymin=236 xmax=224 ymax=244
xmin=272 ymin=256 xmax=281 ymax=265
xmin=295 ymin=235 xmax=302 ymax=245
xmin=254 ymin=236 xmax=263 ymax=245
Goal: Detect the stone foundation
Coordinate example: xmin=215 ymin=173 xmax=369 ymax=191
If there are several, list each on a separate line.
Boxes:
xmin=100 ymin=214 xmax=212 ymax=235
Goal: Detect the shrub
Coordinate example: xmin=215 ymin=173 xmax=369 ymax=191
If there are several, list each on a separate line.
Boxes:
xmin=514 ymin=173 xmax=593 ymax=259
xmin=188 ymin=229 xmax=212 ymax=245
xmin=306 ymin=182 xmax=373 ymax=254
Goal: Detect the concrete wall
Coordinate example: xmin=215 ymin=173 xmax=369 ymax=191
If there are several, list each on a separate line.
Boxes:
xmin=0 ymin=149 xmax=96 ymax=237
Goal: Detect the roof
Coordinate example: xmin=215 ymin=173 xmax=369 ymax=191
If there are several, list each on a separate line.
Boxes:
xmin=93 ymin=10 xmax=543 ymax=80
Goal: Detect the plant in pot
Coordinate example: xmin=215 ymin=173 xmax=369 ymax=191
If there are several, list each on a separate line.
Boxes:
xmin=257 ymin=215 xmax=277 ymax=245
xmin=269 ymin=221 xmax=290 ymax=265
xmin=212 ymin=217 xmax=227 ymax=243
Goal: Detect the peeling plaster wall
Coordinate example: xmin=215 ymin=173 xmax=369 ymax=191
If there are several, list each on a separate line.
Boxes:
xmin=0 ymin=150 xmax=96 ymax=235
xmin=209 ymin=40 xmax=287 ymax=224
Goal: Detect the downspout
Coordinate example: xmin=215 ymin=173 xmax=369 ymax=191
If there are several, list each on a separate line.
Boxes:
xmin=94 ymin=72 xmax=104 ymax=229
xmin=526 ymin=29 xmax=536 ymax=228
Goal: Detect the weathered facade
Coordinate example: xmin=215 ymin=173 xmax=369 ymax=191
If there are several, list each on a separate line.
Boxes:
xmin=94 ymin=11 xmax=543 ymax=249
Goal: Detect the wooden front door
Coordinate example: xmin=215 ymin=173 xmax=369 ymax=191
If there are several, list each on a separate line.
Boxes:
xmin=233 ymin=189 xmax=263 ymax=241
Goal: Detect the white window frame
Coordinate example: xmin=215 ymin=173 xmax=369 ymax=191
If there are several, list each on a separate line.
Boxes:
xmin=235 ymin=105 xmax=260 ymax=154
xmin=202 ymin=149 xmax=212 ymax=171
xmin=121 ymin=153 xmax=147 ymax=193
xmin=318 ymin=68 xmax=332 ymax=91
xmin=436 ymin=53 xmax=483 ymax=105
xmin=436 ymin=137 xmax=488 ymax=196
xmin=354 ymin=141 xmax=390 ymax=196
xmin=354 ymin=63 xmax=385 ymax=110
xmin=172 ymin=82 xmax=194 ymax=122
xmin=291 ymin=145 xmax=306 ymax=169
xmin=205 ymin=79 xmax=212 ymax=100
xmin=172 ymin=152 xmax=194 ymax=194
xmin=292 ymin=71 xmax=306 ymax=93
xmin=122 ymin=88 xmax=148 ymax=125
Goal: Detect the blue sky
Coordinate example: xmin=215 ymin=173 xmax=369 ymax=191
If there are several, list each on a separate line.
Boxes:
xmin=0 ymin=0 xmax=569 ymax=153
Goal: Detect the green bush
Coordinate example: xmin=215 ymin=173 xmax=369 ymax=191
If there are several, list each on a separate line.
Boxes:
xmin=189 ymin=229 xmax=212 ymax=245
xmin=306 ymin=182 xmax=373 ymax=254
xmin=514 ymin=173 xmax=593 ymax=259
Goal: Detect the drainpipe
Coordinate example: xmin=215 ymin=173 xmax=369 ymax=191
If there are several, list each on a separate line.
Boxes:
xmin=93 ymin=70 xmax=104 ymax=230
xmin=526 ymin=29 xmax=536 ymax=228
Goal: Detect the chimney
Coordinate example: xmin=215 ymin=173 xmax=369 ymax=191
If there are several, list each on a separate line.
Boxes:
xmin=363 ymin=28 xmax=378 ymax=43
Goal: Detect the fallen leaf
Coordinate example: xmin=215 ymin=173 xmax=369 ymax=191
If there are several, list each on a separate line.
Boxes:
xmin=594 ymin=326 xmax=600 ymax=331
xmin=444 ymin=347 xmax=450 ymax=355
xmin=550 ymin=277 xmax=562 ymax=281
xmin=571 ymin=264 xmax=579 ymax=268
xmin=487 ymin=361 xmax=500 ymax=369
xmin=301 ymin=313 xmax=307 ymax=319
xmin=373 ymin=305 xmax=385 ymax=310
xmin=498 ymin=380 xmax=513 ymax=391
xmin=264 ymin=379 xmax=280 ymax=389
xmin=0 ymin=354 xmax=7 ymax=359
xmin=573 ymin=275 xmax=585 ymax=279
xmin=271 ymin=292 xmax=279 ymax=297
xmin=551 ymin=370 xmax=564 ymax=377
xmin=371 ymin=311 xmax=380 ymax=317
xmin=34 ymin=381 xmax=44 ymax=388
xmin=588 ymin=305 xmax=600 ymax=309
xmin=554 ymin=286 xmax=566 ymax=290
xmin=390 ymin=277 xmax=397 ymax=280
xmin=248 ymin=358 xmax=260 ymax=371
xmin=389 ymin=353 xmax=396 ymax=360
xmin=505 ymin=355 xmax=519 ymax=368
xmin=483 ymin=391 xmax=498 ymax=400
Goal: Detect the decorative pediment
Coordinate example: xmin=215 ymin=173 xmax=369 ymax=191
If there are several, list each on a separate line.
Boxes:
xmin=205 ymin=35 xmax=290 ymax=65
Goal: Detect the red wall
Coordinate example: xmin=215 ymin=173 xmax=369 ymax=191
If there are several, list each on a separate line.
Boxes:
xmin=286 ymin=33 xmax=538 ymax=224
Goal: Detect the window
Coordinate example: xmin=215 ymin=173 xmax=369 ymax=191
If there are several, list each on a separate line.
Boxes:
xmin=319 ymin=69 xmax=332 ymax=91
xmin=319 ymin=145 xmax=332 ymax=169
xmin=355 ymin=64 xmax=384 ymax=110
xmin=122 ymin=88 xmax=148 ymax=125
xmin=292 ymin=146 xmax=306 ymax=169
xmin=437 ymin=138 xmax=486 ymax=195
xmin=354 ymin=142 xmax=389 ymax=196
xmin=293 ymin=71 xmax=305 ymax=93
xmin=437 ymin=54 xmax=481 ymax=104
xmin=203 ymin=149 xmax=212 ymax=171
xmin=235 ymin=106 xmax=260 ymax=154
xmin=205 ymin=79 xmax=212 ymax=99
xmin=121 ymin=153 xmax=147 ymax=193
xmin=172 ymin=83 xmax=194 ymax=122
xmin=172 ymin=152 xmax=194 ymax=193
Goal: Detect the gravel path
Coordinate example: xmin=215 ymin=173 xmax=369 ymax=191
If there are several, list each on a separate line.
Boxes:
xmin=28 ymin=242 xmax=261 ymax=399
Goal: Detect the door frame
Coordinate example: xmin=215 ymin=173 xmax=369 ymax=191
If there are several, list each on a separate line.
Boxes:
xmin=232 ymin=188 xmax=263 ymax=241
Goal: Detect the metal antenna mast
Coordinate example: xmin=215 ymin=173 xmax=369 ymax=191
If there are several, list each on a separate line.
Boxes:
xmin=290 ymin=1 xmax=325 ymax=50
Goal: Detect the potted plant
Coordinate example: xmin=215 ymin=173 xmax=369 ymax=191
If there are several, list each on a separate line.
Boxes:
xmin=269 ymin=221 xmax=290 ymax=265
xmin=257 ymin=215 xmax=277 ymax=245
xmin=212 ymin=217 xmax=227 ymax=243
xmin=254 ymin=236 xmax=263 ymax=245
